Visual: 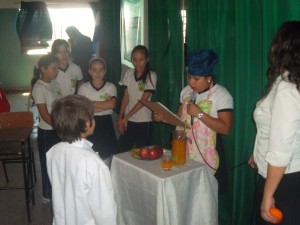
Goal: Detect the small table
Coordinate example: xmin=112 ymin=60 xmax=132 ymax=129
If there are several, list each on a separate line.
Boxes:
xmin=0 ymin=127 xmax=35 ymax=222
xmin=111 ymin=151 xmax=218 ymax=225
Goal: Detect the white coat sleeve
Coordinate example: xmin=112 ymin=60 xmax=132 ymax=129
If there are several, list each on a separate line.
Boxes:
xmin=88 ymin=163 xmax=117 ymax=225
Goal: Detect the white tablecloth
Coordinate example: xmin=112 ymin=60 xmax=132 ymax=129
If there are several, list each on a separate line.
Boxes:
xmin=111 ymin=151 xmax=218 ymax=225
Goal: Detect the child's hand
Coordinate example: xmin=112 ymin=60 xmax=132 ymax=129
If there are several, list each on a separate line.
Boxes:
xmin=153 ymin=112 xmax=164 ymax=122
xmin=122 ymin=118 xmax=128 ymax=129
xmin=117 ymin=119 xmax=125 ymax=135
xmin=187 ymin=102 xmax=201 ymax=117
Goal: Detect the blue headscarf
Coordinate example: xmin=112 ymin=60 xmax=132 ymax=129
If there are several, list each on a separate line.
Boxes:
xmin=187 ymin=49 xmax=218 ymax=76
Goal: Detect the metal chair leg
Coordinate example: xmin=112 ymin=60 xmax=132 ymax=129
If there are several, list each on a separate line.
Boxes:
xmin=27 ymin=151 xmax=35 ymax=205
xmin=2 ymin=161 xmax=9 ymax=183
xmin=21 ymin=142 xmax=31 ymax=223
xmin=31 ymin=150 xmax=37 ymax=182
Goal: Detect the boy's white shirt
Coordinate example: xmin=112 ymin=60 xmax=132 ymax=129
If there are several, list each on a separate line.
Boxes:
xmin=46 ymin=138 xmax=117 ymax=225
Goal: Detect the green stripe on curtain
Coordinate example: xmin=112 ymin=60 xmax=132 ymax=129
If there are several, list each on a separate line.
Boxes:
xmin=186 ymin=0 xmax=300 ymax=225
xmin=148 ymin=0 xmax=183 ymax=149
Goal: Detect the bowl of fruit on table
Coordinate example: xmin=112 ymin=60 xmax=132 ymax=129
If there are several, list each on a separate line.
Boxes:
xmin=130 ymin=146 xmax=164 ymax=160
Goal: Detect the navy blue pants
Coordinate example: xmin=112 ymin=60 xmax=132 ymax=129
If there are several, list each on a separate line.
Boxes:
xmin=37 ymin=128 xmax=60 ymax=199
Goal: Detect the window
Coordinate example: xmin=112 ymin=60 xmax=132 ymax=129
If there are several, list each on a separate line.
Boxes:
xmin=27 ymin=4 xmax=95 ymax=55
xmin=181 ymin=9 xmax=186 ymax=44
xmin=181 ymin=9 xmax=187 ymax=66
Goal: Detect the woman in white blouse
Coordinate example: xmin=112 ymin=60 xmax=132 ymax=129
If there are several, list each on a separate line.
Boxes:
xmin=249 ymin=21 xmax=300 ymax=225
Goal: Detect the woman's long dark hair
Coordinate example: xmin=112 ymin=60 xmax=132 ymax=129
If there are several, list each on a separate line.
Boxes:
xmin=265 ymin=21 xmax=300 ymax=95
xmin=131 ymin=45 xmax=152 ymax=84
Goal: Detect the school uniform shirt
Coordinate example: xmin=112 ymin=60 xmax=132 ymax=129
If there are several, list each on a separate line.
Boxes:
xmin=32 ymin=79 xmax=62 ymax=130
xmin=78 ymin=81 xmax=117 ymax=116
xmin=55 ymin=61 xmax=83 ymax=96
xmin=253 ymin=73 xmax=300 ymax=178
xmin=46 ymin=139 xmax=117 ymax=225
xmin=120 ymin=68 xmax=157 ymax=122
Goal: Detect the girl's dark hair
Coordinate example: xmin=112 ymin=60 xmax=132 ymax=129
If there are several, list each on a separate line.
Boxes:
xmin=265 ymin=21 xmax=300 ymax=95
xmin=31 ymin=54 xmax=57 ymax=90
xmin=131 ymin=45 xmax=152 ymax=84
xmin=51 ymin=39 xmax=70 ymax=55
xmin=51 ymin=95 xmax=94 ymax=143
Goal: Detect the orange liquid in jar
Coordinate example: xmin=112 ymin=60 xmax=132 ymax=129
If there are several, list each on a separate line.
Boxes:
xmin=171 ymin=139 xmax=186 ymax=165
xmin=161 ymin=159 xmax=173 ymax=170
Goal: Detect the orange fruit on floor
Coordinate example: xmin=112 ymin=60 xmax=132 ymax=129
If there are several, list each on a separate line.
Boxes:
xmin=269 ymin=207 xmax=283 ymax=224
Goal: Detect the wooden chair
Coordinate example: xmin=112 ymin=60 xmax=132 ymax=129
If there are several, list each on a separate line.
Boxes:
xmin=0 ymin=111 xmax=36 ymax=222
xmin=0 ymin=111 xmax=33 ymax=128
xmin=0 ymin=111 xmax=36 ymax=183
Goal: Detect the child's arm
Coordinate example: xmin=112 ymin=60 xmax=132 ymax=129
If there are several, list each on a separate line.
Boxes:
xmin=93 ymin=97 xmax=116 ymax=112
xmin=176 ymin=104 xmax=183 ymax=118
xmin=188 ymin=103 xmax=232 ymax=135
xmin=117 ymin=88 xmax=129 ymax=135
xmin=122 ymin=91 xmax=152 ymax=124
xmin=36 ymin=104 xmax=52 ymax=126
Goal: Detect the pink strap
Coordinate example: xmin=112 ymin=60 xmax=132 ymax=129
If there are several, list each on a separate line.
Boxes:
xmin=206 ymin=82 xmax=213 ymax=100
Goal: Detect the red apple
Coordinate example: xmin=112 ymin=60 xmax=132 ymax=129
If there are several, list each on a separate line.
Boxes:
xmin=139 ymin=148 xmax=149 ymax=159
xmin=148 ymin=146 xmax=163 ymax=160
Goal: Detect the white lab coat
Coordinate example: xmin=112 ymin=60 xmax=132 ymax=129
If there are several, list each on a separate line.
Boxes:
xmin=47 ymin=139 xmax=117 ymax=225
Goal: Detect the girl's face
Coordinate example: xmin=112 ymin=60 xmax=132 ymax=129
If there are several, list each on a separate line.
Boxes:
xmin=188 ymin=75 xmax=212 ymax=93
xmin=55 ymin=45 xmax=70 ymax=64
xmin=131 ymin=50 xmax=148 ymax=74
xmin=89 ymin=61 xmax=106 ymax=82
xmin=41 ymin=62 xmax=59 ymax=82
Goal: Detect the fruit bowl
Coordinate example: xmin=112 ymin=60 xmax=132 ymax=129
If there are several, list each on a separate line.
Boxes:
xmin=130 ymin=146 xmax=163 ymax=160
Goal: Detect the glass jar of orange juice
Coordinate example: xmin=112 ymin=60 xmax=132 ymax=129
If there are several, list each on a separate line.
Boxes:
xmin=171 ymin=130 xmax=186 ymax=165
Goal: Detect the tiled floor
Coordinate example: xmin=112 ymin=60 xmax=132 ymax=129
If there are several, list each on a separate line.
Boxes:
xmin=0 ymin=92 xmax=52 ymax=225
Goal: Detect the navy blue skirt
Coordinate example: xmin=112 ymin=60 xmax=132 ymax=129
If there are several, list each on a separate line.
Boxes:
xmin=87 ymin=115 xmax=118 ymax=158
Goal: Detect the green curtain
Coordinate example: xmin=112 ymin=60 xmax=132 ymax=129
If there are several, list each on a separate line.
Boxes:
xmin=148 ymin=0 xmax=183 ymax=149
xmin=98 ymin=0 xmax=121 ymax=88
xmin=186 ymin=0 xmax=300 ymax=225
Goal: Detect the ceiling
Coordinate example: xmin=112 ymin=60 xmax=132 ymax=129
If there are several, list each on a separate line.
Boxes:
xmin=0 ymin=0 xmax=98 ymax=9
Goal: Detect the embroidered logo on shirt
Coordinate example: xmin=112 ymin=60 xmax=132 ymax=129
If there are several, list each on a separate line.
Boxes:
xmin=100 ymin=93 xmax=109 ymax=100
xmin=138 ymin=82 xmax=145 ymax=91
